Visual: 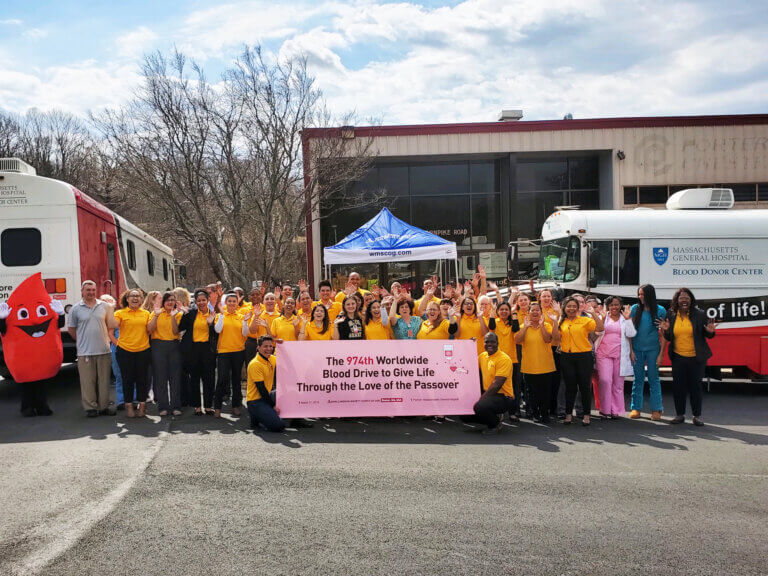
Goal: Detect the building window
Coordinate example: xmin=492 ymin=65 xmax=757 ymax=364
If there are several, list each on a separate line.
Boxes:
xmin=724 ymin=183 xmax=757 ymax=202
xmin=1 ymin=228 xmax=41 ymax=266
xmin=517 ymin=159 xmax=568 ymax=192
xmin=470 ymin=161 xmax=498 ymax=194
xmin=411 ymin=195 xmax=470 ymax=247
xmin=147 ymin=250 xmax=155 ymax=276
xmin=623 ymin=187 xmax=638 ymax=205
xmin=410 ymin=162 xmax=469 ymax=196
xmin=759 ymin=183 xmax=768 ymax=202
xmin=638 ymin=186 xmax=668 ymax=204
xmin=127 ymin=240 xmax=136 ymax=270
xmin=378 ymin=165 xmax=409 ymax=196
xmin=471 ymin=195 xmax=501 ymax=249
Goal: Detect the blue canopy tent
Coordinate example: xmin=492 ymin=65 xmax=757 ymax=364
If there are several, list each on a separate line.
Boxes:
xmin=323 ymin=208 xmax=459 ymax=284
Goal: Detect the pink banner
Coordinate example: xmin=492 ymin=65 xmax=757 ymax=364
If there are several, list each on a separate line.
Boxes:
xmin=275 ymin=340 xmax=480 ymax=418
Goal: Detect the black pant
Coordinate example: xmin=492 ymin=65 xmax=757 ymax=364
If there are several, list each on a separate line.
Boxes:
xmin=151 ymin=340 xmax=183 ymax=412
xmin=549 ymin=348 xmax=562 ymax=416
xmin=215 ymin=351 xmax=244 ymax=409
xmin=116 ymin=347 xmax=151 ymax=404
xmin=525 ymin=372 xmax=552 ymax=421
xmin=21 ymin=379 xmax=50 ymax=412
xmin=511 ymin=362 xmax=521 ymax=416
xmin=561 ymin=351 xmax=594 ymax=415
xmin=461 ymin=393 xmax=515 ymax=429
xmin=244 ymin=337 xmax=259 ymax=366
xmin=671 ymin=355 xmax=705 ymax=417
xmin=188 ymin=343 xmax=216 ymax=409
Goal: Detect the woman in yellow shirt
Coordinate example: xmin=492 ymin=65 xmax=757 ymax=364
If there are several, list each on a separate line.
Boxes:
xmin=178 ymin=289 xmax=216 ymax=415
xmin=515 ymin=303 xmax=560 ymax=424
xmin=457 ymin=297 xmax=485 ymax=356
xmin=114 ymin=288 xmax=152 ymax=418
xmin=660 ymin=287 xmax=716 ymax=426
xmin=245 ymin=292 xmax=280 ymax=364
xmin=364 ymin=300 xmax=392 ymax=340
xmin=268 ymin=297 xmax=301 ymax=342
xmin=487 ymin=301 xmax=520 ymax=421
xmin=299 ymin=304 xmax=332 ymax=341
xmin=147 ymin=292 xmax=182 ymax=416
xmin=417 ymin=302 xmax=458 ymax=340
xmin=557 ymin=297 xmax=604 ymax=425
xmin=213 ymin=293 xmax=250 ymax=417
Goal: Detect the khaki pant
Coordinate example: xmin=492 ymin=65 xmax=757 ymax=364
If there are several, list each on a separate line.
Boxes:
xmin=77 ymin=353 xmax=113 ymax=411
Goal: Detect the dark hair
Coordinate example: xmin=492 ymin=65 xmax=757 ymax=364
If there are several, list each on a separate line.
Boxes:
xmin=309 ymin=304 xmax=330 ymax=334
xmin=559 ymin=296 xmax=579 ymax=329
xmin=119 ymin=288 xmax=144 ymax=309
xmin=364 ymin=300 xmax=382 ymax=325
xmin=257 ymin=335 xmax=274 ymax=347
xmin=460 ymin=297 xmax=477 ymax=317
xmin=318 ymin=280 xmax=332 ymax=291
xmin=439 ymin=298 xmax=453 ymax=308
xmin=193 ymin=289 xmax=209 ymax=301
xmin=281 ymin=297 xmax=296 ymax=317
xmin=633 ymin=284 xmax=659 ymax=329
xmin=397 ymin=298 xmax=415 ymax=315
xmin=340 ymin=295 xmax=361 ymax=321
xmin=352 ymin=291 xmax=364 ymax=311
xmin=224 ymin=292 xmax=238 ymax=303
xmin=604 ymin=295 xmax=622 ymax=308
xmin=670 ymin=287 xmax=696 ymax=313
xmin=496 ymin=302 xmax=513 ymax=326
xmin=161 ymin=291 xmax=176 ymax=307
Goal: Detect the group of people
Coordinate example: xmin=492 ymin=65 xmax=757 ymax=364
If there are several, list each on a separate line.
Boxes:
xmin=60 ymin=267 xmax=716 ymax=433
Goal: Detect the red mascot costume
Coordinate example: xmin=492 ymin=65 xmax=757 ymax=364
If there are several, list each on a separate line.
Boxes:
xmin=0 ymin=273 xmax=65 ymax=416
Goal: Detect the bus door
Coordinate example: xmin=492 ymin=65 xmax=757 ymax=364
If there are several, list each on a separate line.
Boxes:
xmin=104 ymin=233 xmax=119 ymax=299
xmin=587 ymin=239 xmax=640 ymax=293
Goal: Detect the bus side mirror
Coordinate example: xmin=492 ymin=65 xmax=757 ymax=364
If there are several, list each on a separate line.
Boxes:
xmin=466 ymin=255 xmax=476 ymax=270
xmin=588 ymin=272 xmax=597 ymax=289
xmin=506 ymin=244 xmax=515 ymax=261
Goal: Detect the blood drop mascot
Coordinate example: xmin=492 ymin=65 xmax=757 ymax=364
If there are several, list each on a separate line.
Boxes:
xmin=0 ymin=273 xmax=65 ymax=416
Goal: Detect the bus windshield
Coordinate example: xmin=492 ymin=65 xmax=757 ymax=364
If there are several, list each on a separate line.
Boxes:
xmin=538 ymin=236 xmax=580 ymax=282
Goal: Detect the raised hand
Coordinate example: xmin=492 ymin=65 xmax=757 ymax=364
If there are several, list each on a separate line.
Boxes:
xmin=154 ymin=306 xmax=163 ymax=315
xmin=259 ymin=283 xmax=268 ymax=296
xmin=463 ymin=280 xmax=472 ymax=294
xmin=659 ymin=318 xmax=670 ymax=332
xmin=243 ymin=311 xmax=253 ymax=321
xmin=477 ymin=264 xmax=486 ymax=278
xmin=0 ymin=302 xmax=13 ymax=319
xmin=49 ymin=299 xmax=65 ymax=315
xmin=523 ymin=315 xmax=532 ymax=328
xmin=621 ymin=305 xmax=632 ymax=320
xmin=371 ymin=284 xmax=380 ymax=298
xmin=298 ymin=279 xmax=308 ymax=292
xmin=706 ymin=317 xmax=717 ymax=333
xmin=344 ymin=281 xmax=355 ymax=295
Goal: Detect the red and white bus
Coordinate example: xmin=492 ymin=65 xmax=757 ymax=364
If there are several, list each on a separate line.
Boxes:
xmin=0 ymin=158 xmax=175 ymax=377
xmin=534 ymin=188 xmax=768 ymax=379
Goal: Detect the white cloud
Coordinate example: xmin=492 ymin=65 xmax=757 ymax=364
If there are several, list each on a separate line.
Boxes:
xmin=115 ymin=26 xmax=158 ymax=59
xmin=22 ymin=27 xmax=47 ymax=40
xmin=0 ymin=19 xmax=23 ymax=26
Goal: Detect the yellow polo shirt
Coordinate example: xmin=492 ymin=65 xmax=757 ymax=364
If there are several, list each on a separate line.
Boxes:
xmin=335 ymin=288 xmax=370 ymax=303
xmin=414 ymin=295 xmax=441 ymax=312
xmin=417 ymin=319 xmax=451 ymax=340
xmin=215 ymin=311 xmax=246 ymax=353
xmin=304 ymin=321 xmax=332 ymax=341
xmin=479 ymin=350 xmax=514 ymax=397
xmin=458 ymin=314 xmax=485 ymax=355
xmin=673 ymin=313 xmax=696 ymax=357
xmin=270 ymin=315 xmax=299 ymax=341
xmin=246 ymin=353 xmax=276 ymax=402
xmin=558 ymin=316 xmax=596 ymax=353
xmin=193 ymin=310 xmax=211 ymax=343
xmin=114 ymin=307 xmax=151 ymax=352
xmin=149 ymin=310 xmax=179 ymax=341
xmin=365 ymin=319 xmax=392 ymax=340
xmin=313 ymin=300 xmax=342 ymax=322
xmin=250 ymin=309 xmax=281 ymax=340
xmin=492 ymin=319 xmax=518 ymax=363
xmin=520 ymin=323 xmax=556 ymax=375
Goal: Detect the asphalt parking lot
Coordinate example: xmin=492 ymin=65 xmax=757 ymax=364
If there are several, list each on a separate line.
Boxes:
xmin=1 ymin=370 xmax=767 ymax=576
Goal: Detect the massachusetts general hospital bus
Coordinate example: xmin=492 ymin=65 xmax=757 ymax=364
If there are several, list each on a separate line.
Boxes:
xmin=537 ymin=188 xmax=768 ymax=380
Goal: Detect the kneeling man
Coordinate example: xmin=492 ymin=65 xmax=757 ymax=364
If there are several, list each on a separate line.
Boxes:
xmin=463 ymin=333 xmax=515 ymax=434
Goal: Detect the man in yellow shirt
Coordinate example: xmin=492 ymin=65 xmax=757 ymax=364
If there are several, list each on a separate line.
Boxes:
xmin=461 ymin=333 xmax=515 ymax=435
xmin=334 ymin=271 xmax=371 ymax=303
xmin=313 ymin=280 xmax=342 ymax=321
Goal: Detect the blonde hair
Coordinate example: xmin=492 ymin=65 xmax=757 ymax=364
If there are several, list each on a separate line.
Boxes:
xmin=172 ymin=287 xmax=190 ymax=307
xmin=142 ymin=291 xmax=161 ymax=311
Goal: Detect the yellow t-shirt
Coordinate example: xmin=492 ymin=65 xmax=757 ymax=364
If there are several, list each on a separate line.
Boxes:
xmin=271 ymin=315 xmax=299 ymax=342
xmin=458 ymin=314 xmax=485 ymax=355
xmin=312 ymin=300 xmax=342 ymax=322
xmin=520 ymin=323 xmax=556 ymax=375
xmin=335 ymin=288 xmax=370 ymax=303
xmin=149 ymin=310 xmax=179 ymax=341
xmin=417 ymin=319 xmax=451 ymax=340
xmin=365 ymin=319 xmax=392 ymax=340
xmin=492 ymin=319 xmax=518 ymax=363
xmin=192 ymin=310 xmax=211 ymax=343
xmin=414 ymin=295 xmax=441 ymax=312
xmin=304 ymin=321 xmax=332 ymax=341
xmin=114 ymin=307 xmax=151 ymax=352
xmin=558 ymin=316 xmax=597 ymax=353
xmin=246 ymin=353 xmax=276 ymax=402
xmin=295 ymin=309 xmax=312 ymax=325
xmin=215 ymin=311 xmax=246 ymax=353
xmin=673 ymin=313 xmax=696 ymax=357
xmin=479 ymin=350 xmax=514 ymax=397
xmin=237 ymin=302 xmax=253 ymax=316
xmin=250 ymin=309 xmax=281 ymax=340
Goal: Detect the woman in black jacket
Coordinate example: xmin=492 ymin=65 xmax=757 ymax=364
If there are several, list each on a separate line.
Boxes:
xmin=178 ymin=289 xmax=217 ymax=415
xmin=660 ymin=287 xmax=716 ymax=426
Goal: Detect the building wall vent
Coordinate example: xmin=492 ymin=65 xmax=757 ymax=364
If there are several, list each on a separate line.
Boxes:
xmin=0 ymin=157 xmax=37 ymax=175
xmin=498 ymin=109 xmax=523 ymax=122
xmin=666 ymin=187 xmax=734 ymax=210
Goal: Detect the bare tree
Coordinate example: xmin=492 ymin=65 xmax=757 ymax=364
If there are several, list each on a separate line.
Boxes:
xmin=94 ymin=46 xmax=378 ymax=287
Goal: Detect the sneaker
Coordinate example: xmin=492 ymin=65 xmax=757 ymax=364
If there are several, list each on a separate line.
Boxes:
xmin=670 ymin=415 xmax=685 ymax=424
xmin=629 ymin=410 xmax=641 ymax=419
xmin=172 ymin=409 xmax=182 ymax=416
xmin=232 ymin=407 xmax=242 ymax=417
xmin=692 ymin=416 xmax=704 ymax=427
xmin=86 ymin=409 xmax=98 ymax=418
xmin=99 ymin=408 xmax=117 ymax=416
xmin=651 ymin=411 xmax=662 ymax=421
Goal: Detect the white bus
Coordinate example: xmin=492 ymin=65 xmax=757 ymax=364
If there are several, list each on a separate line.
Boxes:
xmin=536 ymin=188 xmax=768 ymax=379
xmin=0 ymin=158 xmax=175 ymax=377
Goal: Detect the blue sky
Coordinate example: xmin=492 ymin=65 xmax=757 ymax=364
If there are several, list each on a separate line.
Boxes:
xmin=1 ymin=0 xmax=767 ymax=125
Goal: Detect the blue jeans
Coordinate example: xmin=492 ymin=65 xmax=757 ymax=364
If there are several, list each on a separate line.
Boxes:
xmin=247 ymin=394 xmax=285 ymax=432
xmin=111 ymin=342 xmax=125 ymax=405
xmin=631 ymin=348 xmax=663 ymax=412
